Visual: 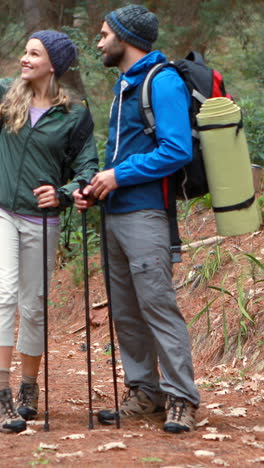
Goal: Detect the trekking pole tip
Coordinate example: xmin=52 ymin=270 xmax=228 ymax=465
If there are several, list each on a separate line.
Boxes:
xmin=43 ymin=418 xmax=50 ymax=432
xmin=115 ymin=411 xmax=120 ymax=429
xmin=88 ymin=410 xmax=94 ymax=429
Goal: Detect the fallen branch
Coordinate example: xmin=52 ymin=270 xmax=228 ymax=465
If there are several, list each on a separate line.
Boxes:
xmin=92 ymin=299 xmax=108 ymax=309
xmin=181 ymin=235 xmax=225 ymax=252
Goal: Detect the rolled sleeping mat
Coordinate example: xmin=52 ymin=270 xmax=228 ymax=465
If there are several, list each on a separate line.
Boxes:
xmin=201 ymin=97 xmax=235 ymax=112
xmin=200 ymin=100 xmax=235 ymax=116
xmin=197 ymin=98 xmax=261 ymax=236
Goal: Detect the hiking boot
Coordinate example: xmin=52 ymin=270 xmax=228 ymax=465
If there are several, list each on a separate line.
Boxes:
xmin=16 ymin=382 xmax=39 ymax=421
xmin=98 ymin=388 xmax=165 ymax=425
xmin=163 ymin=395 xmax=196 ymax=433
xmin=0 ymin=387 xmax=27 ymax=433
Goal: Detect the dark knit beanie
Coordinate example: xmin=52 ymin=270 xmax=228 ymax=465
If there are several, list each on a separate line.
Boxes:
xmin=105 ymin=4 xmax=158 ymax=52
xmin=29 ymin=30 xmax=78 ymax=78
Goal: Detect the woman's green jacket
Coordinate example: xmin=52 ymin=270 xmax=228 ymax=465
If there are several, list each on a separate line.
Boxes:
xmin=0 ymin=78 xmax=98 ymax=217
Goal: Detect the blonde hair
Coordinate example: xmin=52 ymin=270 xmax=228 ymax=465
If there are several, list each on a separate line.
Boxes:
xmin=0 ymin=75 xmax=71 ymax=133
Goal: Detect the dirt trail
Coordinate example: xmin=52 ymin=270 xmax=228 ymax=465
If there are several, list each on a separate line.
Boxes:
xmin=2 ymin=209 xmax=264 ymax=467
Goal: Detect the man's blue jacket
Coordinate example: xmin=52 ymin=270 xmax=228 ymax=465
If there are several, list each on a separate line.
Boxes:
xmin=104 ymin=50 xmax=192 ymax=213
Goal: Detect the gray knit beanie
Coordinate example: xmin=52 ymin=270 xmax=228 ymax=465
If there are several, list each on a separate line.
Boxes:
xmin=29 ymin=30 xmax=78 ymax=78
xmin=105 ymin=4 xmax=158 ymax=52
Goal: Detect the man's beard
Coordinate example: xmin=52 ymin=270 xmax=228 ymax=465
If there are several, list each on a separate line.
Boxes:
xmin=103 ymin=48 xmax=125 ymax=68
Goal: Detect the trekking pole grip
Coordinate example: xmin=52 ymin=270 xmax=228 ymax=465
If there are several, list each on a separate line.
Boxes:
xmin=78 ymin=179 xmax=90 ymax=200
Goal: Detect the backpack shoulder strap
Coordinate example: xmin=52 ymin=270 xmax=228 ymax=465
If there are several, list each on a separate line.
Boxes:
xmin=66 ymin=99 xmax=94 ymax=161
xmin=139 ymin=55 xmax=206 ymax=136
xmin=140 ymin=62 xmax=173 ymax=136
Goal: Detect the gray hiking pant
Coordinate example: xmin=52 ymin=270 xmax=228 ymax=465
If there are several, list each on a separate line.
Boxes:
xmin=104 ymin=209 xmax=200 ymax=407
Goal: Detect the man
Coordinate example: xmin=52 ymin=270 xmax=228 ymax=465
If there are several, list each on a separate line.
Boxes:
xmin=74 ymin=4 xmax=200 ymax=434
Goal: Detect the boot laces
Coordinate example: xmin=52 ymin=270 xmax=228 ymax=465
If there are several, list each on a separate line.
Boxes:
xmin=17 ymin=383 xmax=35 ymax=407
xmin=0 ymin=390 xmax=17 ymax=419
xmin=167 ymin=396 xmax=186 ymax=421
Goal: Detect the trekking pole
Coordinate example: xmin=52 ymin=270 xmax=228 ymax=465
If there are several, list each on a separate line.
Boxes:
xmin=79 ymin=180 xmax=94 ymax=429
xmin=100 ymin=202 xmax=120 ymax=429
xmin=38 ymin=179 xmax=50 ymax=432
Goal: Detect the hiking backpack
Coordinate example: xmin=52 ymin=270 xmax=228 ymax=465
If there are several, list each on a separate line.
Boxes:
xmin=139 ymin=50 xmax=232 ymax=262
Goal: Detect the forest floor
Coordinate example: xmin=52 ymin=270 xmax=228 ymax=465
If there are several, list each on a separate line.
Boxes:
xmin=2 ymin=202 xmax=264 ymax=468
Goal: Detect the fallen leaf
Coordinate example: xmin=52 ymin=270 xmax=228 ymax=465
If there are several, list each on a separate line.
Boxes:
xmin=213 ymin=458 xmax=230 ymax=466
xmin=226 ymin=407 xmax=247 ymax=417
xmin=196 ymin=418 xmax=209 ymax=427
xmin=252 ymin=373 xmax=264 ymax=382
xmin=97 ymin=441 xmax=127 ymax=452
xmin=249 ymin=396 xmax=264 ymax=406
xmin=206 ymin=403 xmax=223 ymax=409
xmin=39 ymin=442 xmax=58 ymax=450
xmin=253 ymin=425 xmax=264 ymax=432
xmin=234 ymin=384 xmax=245 ymax=391
xmin=18 ymin=428 xmax=36 ymax=436
xmin=215 ymin=381 xmax=230 ymax=388
xmin=66 ymin=398 xmax=87 ymax=405
xmin=27 ymin=420 xmax=45 ymax=426
xmin=194 ymin=450 xmax=215 ymax=457
xmin=203 ymin=433 xmax=232 ymax=441
xmin=215 ymin=390 xmax=230 ymax=396
xmin=249 ymin=457 xmax=264 ymax=464
xmin=230 ymin=424 xmax=250 ymax=432
xmin=60 ymin=433 xmax=85 ymax=440
xmin=56 ymin=451 xmax=84 ymax=459
xmin=242 ymin=435 xmax=264 ymax=449
xmin=93 ymin=387 xmax=108 ymax=398
xmin=162 ymin=466 xmax=185 ymax=468
xmin=195 ymin=377 xmax=211 ymax=385
xmin=206 ymin=427 xmax=218 ymax=432
xmin=211 ymin=409 xmax=224 ymax=415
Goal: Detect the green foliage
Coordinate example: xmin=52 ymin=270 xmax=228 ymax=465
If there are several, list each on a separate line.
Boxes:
xmin=244 ymin=252 xmax=264 ymax=271
xmin=238 ymin=97 xmax=264 ymax=166
xmin=141 ymin=457 xmax=164 ymax=463
xmin=29 ymin=447 xmax=54 ymax=466
xmin=188 ymin=248 xmax=263 ymax=357
xmin=209 ymin=279 xmax=255 ymax=358
xmin=192 ymin=245 xmax=224 ymax=285
xmin=187 ymin=297 xmax=217 ymax=330
xmin=58 ymin=206 xmax=101 ymax=286
xmin=176 ymin=194 xmax=212 ymax=238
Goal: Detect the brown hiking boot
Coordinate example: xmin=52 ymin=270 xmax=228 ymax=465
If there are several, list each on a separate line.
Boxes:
xmin=163 ymin=395 xmax=196 ymax=433
xmin=98 ymin=388 xmax=164 ymax=425
xmin=16 ymin=382 xmax=39 ymax=421
xmin=0 ymin=387 xmax=27 ymax=433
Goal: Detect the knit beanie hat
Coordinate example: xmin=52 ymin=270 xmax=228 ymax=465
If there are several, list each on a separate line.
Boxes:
xmin=105 ymin=4 xmax=158 ymax=52
xmin=29 ymin=30 xmax=78 ymax=78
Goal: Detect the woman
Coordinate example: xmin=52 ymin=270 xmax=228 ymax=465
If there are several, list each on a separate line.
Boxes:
xmin=0 ymin=30 xmax=98 ymax=433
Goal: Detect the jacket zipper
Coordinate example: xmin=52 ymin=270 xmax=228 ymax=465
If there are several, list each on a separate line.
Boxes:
xmin=11 ymin=107 xmax=61 ymax=212
xmin=112 ymin=79 xmax=129 ymax=162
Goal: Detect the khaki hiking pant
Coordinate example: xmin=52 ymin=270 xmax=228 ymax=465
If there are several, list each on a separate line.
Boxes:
xmin=0 ymin=208 xmax=60 ymax=356
xmin=103 ymin=209 xmax=200 ymax=408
